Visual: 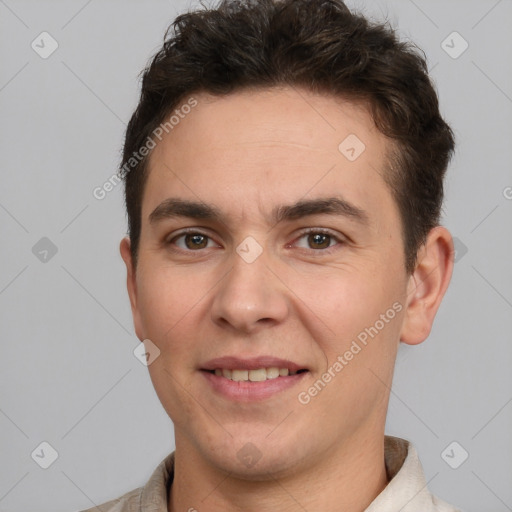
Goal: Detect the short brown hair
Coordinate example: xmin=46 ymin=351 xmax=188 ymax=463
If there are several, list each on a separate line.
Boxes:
xmin=120 ymin=0 xmax=455 ymax=274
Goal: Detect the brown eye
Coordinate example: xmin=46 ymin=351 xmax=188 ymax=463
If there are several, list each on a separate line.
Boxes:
xmin=169 ymin=231 xmax=217 ymax=251
xmin=183 ymin=233 xmax=209 ymax=250
xmin=307 ymin=233 xmax=332 ymax=250
xmin=291 ymin=229 xmax=344 ymax=254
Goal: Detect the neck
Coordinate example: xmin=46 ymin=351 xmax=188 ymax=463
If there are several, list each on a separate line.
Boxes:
xmin=168 ymin=430 xmax=389 ymax=512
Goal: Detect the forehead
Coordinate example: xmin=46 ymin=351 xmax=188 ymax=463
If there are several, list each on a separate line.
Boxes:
xmin=152 ymin=87 xmax=385 ymax=162
xmin=143 ymin=86 xmax=397 ymax=228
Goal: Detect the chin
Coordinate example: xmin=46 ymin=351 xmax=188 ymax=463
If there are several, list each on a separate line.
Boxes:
xmin=201 ymin=431 xmax=310 ymax=480
xmin=210 ymin=447 xmax=303 ymax=481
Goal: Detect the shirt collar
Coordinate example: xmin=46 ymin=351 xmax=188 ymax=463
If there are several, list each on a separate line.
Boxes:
xmin=138 ymin=436 xmax=456 ymax=512
xmin=366 ymin=436 xmax=458 ymax=512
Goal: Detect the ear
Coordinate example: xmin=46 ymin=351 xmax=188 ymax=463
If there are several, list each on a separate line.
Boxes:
xmin=119 ymin=237 xmax=144 ymax=341
xmin=400 ymin=226 xmax=454 ymax=345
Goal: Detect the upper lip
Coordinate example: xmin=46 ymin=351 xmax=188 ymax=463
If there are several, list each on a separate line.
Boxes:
xmin=201 ymin=356 xmax=307 ymax=372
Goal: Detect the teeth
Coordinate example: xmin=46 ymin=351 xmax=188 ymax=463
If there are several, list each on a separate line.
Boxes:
xmin=266 ymin=367 xmax=280 ymax=379
xmin=231 ymin=369 xmax=248 ymax=381
xmin=213 ymin=367 xmax=300 ymax=381
xmin=248 ymin=368 xmax=267 ymax=382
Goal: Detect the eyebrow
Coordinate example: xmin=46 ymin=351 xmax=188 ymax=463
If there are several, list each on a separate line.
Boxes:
xmin=148 ymin=196 xmax=370 ymax=226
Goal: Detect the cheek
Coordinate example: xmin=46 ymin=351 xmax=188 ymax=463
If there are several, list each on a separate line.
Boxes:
xmin=135 ymin=262 xmax=221 ymax=383
xmin=136 ymin=263 xmax=206 ymax=337
xmin=310 ymin=270 xmax=403 ymax=421
xmin=137 ymin=267 xmax=205 ymax=419
xmin=287 ymin=261 xmax=401 ymax=356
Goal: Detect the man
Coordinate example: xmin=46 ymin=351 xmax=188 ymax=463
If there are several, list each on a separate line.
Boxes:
xmin=84 ymin=0 xmax=460 ymax=510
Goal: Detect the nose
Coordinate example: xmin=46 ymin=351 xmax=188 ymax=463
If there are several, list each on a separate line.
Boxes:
xmin=210 ymin=249 xmax=289 ymax=334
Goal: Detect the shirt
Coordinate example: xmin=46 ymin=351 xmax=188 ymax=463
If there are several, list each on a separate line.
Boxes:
xmin=80 ymin=435 xmax=461 ymax=512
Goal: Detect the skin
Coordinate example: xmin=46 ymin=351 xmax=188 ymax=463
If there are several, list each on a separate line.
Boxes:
xmin=120 ymin=86 xmax=454 ymax=512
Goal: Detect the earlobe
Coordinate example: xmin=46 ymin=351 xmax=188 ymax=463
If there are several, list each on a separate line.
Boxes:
xmin=120 ymin=237 xmax=137 ymax=309
xmin=399 ymin=226 xmax=454 ymax=346
xmin=119 ymin=237 xmax=144 ymax=340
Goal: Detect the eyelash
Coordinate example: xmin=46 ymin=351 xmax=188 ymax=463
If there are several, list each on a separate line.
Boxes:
xmin=166 ymin=227 xmax=345 ymax=256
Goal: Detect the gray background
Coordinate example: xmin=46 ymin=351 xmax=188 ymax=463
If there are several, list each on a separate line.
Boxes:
xmin=0 ymin=0 xmax=511 ymax=511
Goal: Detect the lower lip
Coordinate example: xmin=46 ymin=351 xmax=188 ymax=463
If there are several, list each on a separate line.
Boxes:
xmin=201 ymin=370 xmax=308 ymax=402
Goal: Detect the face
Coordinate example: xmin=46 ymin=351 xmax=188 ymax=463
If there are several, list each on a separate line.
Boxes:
xmin=120 ymin=87 xmax=433 ymax=478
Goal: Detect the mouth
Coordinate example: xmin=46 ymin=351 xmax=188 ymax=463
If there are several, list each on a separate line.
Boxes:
xmin=200 ymin=356 xmax=310 ymax=401
xmin=203 ymin=367 xmax=308 ymax=382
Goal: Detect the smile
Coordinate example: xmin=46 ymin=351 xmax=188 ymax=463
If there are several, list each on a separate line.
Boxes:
xmin=201 ymin=369 xmax=309 ymax=402
xmin=208 ymin=367 xmax=306 ymax=381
